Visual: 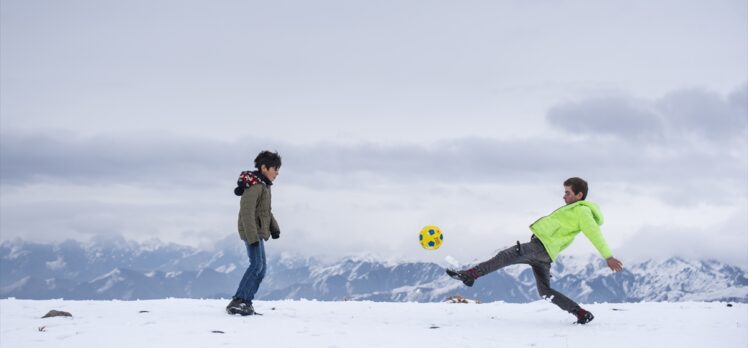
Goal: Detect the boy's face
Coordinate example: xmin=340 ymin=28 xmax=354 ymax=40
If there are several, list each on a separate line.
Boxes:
xmin=563 ymin=185 xmax=583 ymax=205
xmin=260 ymin=165 xmax=279 ymax=182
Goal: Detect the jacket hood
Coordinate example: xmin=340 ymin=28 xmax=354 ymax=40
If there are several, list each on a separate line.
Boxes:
xmin=574 ymin=200 xmax=604 ymax=225
xmin=234 ymin=170 xmax=272 ymax=196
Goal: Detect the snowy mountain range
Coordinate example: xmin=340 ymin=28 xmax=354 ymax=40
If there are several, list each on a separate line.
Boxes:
xmin=2 ymin=235 xmax=746 ymax=303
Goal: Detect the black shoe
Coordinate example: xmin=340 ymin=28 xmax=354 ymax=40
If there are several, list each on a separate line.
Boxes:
xmin=227 ymin=299 xmax=255 ymax=316
xmin=574 ymin=308 xmax=594 ymax=324
xmin=225 ymin=298 xmax=242 ymax=313
xmin=446 ymin=269 xmax=475 ymax=287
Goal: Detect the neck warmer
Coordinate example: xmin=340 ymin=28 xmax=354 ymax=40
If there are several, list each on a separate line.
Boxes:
xmin=234 ymin=170 xmax=272 ymax=196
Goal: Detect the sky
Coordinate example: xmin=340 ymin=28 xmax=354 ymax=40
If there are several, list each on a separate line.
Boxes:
xmin=1 ymin=0 xmax=746 ymax=266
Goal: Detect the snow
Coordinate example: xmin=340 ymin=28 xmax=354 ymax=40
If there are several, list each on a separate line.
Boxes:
xmin=45 ymin=257 xmax=66 ymax=270
xmin=443 ymin=255 xmax=460 ymax=268
xmin=139 ymin=238 xmax=167 ymax=253
xmin=1 ymin=299 xmax=745 ymax=348
xmin=6 ymin=245 xmax=30 ymax=260
xmin=214 ymin=263 xmax=236 ymax=274
xmin=277 ymin=251 xmax=310 ymax=268
xmin=90 ymin=269 xmax=124 ymax=293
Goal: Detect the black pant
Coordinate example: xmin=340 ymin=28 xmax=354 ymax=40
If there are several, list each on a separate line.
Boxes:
xmin=470 ymin=237 xmax=580 ymax=313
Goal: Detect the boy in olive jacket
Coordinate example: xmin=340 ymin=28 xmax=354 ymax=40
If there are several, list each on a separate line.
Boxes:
xmin=447 ymin=177 xmax=623 ymax=324
xmin=226 ymin=151 xmax=282 ymax=316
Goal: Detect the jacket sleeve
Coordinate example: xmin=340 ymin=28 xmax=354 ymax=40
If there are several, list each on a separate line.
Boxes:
xmin=239 ymin=185 xmax=262 ymax=244
xmin=577 ymin=206 xmax=613 ymax=259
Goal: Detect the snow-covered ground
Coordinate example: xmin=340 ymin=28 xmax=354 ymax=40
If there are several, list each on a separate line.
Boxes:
xmin=1 ymin=299 xmax=746 ymax=348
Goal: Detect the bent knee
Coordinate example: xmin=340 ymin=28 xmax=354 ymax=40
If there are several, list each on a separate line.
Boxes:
xmin=537 ymin=286 xmax=554 ymax=298
xmin=248 ymin=263 xmax=265 ymax=276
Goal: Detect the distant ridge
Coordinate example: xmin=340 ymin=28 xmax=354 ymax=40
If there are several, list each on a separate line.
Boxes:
xmin=2 ymin=237 xmax=746 ymax=302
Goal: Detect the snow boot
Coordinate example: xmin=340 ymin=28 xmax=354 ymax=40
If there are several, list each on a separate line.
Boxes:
xmin=225 ymin=298 xmax=242 ymax=314
xmin=227 ymin=299 xmax=255 ymax=316
xmin=574 ymin=308 xmax=594 ymax=324
xmin=446 ymin=269 xmax=476 ymax=287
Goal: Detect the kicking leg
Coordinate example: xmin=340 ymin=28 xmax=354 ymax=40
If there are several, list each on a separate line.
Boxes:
xmin=447 ymin=242 xmax=528 ymax=286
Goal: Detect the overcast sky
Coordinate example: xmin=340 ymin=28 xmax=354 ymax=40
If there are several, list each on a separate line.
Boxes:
xmin=1 ymin=0 xmax=746 ymax=267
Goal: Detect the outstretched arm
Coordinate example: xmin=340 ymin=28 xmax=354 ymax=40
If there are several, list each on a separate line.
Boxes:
xmin=577 ymin=206 xmax=620 ymax=272
xmin=607 ymin=257 xmax=623 ymax=272
xmin=578 ymin=207 xmax=613 ymax=259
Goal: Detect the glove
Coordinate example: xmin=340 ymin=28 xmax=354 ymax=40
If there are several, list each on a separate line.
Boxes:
xmin=271 ymin=231 xmax=280 ymax=239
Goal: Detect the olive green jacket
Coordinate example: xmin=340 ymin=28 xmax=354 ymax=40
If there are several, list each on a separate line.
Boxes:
xmin=529 ymin=200 xmax=612 ymax=262
xmin=237 ymin=183 xmax=280 ymax=244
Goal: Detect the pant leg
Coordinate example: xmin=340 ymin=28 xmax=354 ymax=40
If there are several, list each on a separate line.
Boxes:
xmin=233 ymin=240 xmax=254 ymax=299
xmin=531 ymin=261 xmax=580 ymax=314
xmin=470 ymin=242 xmax=531 ymax=277
xmin=471 ymin=237 xmax=581 ymax=313
xmin=233 ymin=239 xmax=266 ymax=301
xmin=245 ymin=239 xmax=267 ymax=300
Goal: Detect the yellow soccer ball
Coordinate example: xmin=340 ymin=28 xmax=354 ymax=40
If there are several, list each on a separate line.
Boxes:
xmin=419 ymin=225 xmax=443 ymax=250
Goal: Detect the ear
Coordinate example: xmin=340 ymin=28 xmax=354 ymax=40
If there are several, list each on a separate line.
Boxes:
xmin=259 ymin=164 xmax=267 ymax=172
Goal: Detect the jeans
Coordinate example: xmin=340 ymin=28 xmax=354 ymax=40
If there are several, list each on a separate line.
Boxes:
xmin=470 ymin=237 xmax=581 ymax=314
xmin=233 ymin=239 xmax=266 ymax=302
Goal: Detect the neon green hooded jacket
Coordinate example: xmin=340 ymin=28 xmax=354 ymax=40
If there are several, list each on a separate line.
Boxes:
xmin=529 ymin=200 xmax=612 ymax=261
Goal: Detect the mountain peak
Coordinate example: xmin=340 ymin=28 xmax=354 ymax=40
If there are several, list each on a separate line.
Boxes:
xmin=1 ymin=238 xmax=746 ymax=303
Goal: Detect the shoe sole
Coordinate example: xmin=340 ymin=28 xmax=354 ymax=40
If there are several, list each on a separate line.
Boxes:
xmin=446 ymin=269 xmax=475 ymax=287
xmin=226 ymin=307 xmax=255 ymax=316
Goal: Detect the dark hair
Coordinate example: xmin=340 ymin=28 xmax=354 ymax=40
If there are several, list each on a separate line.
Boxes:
xmin=564 ymin=177 xmax=588 ymax=200
xmin=254 ymin=150 xmax=282 ymax=170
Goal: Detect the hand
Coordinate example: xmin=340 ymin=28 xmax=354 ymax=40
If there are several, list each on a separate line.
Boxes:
xmin=271 ymin=231 xmax=280 ymax=239
xmin=250 ymin=241 xmax=260 ymax=247
xmin=606 ymin=257 xmax=623 ymax=272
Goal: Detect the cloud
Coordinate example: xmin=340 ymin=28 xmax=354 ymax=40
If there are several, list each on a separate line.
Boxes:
xmin=547 ymin=83 xmax=748 ymax=144
xmin=0 ymin=133 xmax=688 ymax=186
xmin=2 ymin=105 xmax=746 ymax=207
xmin=617 ymin=209 xmax=748 ymax=267
xmin=547 ymin=95 xmax=664 ymax=141
xmin=1 ymin=84 xmax=745 ymax=264
xmin=540 ymin=83 xmax=747 ymax=206
xmin=0 ymin=130 xmax=249 ymax=187
xmin=657 ymin=85 xmax=747 ymax=142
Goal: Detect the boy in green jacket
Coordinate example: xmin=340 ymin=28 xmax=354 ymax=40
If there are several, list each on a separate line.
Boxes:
xmin=447 ymin=177 xmax=623 ymax=324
